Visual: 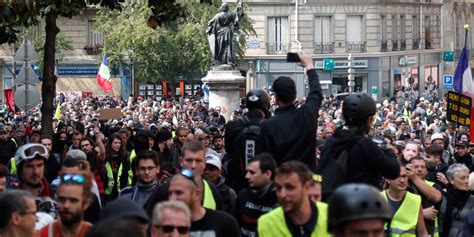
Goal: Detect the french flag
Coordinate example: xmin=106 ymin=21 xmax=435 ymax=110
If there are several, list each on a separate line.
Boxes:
xmin=453 ymin=27 xmax=474 ymax=138
xmin=97 ymin=52 xmax=112 ymax=93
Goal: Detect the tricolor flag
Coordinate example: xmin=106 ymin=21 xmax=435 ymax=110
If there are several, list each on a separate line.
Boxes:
xmin=453 ymin=25 xmax=474 ymax=138
xmin=97 ymin=52 xmax=112 ymax=93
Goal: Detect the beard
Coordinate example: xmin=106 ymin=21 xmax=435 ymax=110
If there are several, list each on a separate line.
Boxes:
xmin=59 ymin=210 xmax=84 ymax=228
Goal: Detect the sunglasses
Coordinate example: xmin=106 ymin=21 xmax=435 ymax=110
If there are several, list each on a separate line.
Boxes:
xmin=154 ymin=225 xmax=190 ymax=234
xmin=61 ymin=174 xmax=85 ymax=184
xmin=180 ymin=169 xmax=198 ymax=186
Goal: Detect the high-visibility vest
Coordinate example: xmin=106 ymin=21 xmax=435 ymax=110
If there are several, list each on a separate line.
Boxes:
xmin=381 ymin=191 xmax=421 ymax=237
xmin=257 ymin=202 xmax=331 ymax=237
xmin=202 ymin=180 xmax=216 ymax=210
xmin=104 ymin=162 xmax=115 ymax=195
xmin=9 ymin=157 xmax=16 ymax=174
xmin=424 ymin=180 xmax=439 ymax=237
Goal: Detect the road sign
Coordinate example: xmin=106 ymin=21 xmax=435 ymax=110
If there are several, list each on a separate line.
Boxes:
xmin=323 ymin=58 xmax=334 ymax=72
xmin=15 ymin=63 xmax=40 ymax=85
xmin=14 ymin=85 xmax=41 ymax=111
xmin=14 ymin=38 xmax=38 ymax=62
xmin=443 ymin=51 xmax=454 ymax=62
xmin=443 ymin=75 xmax=453 ymax=88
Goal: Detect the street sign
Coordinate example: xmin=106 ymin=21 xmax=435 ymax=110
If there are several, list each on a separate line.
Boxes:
xmin=323 ymin=58 xmax=334 ymax=72
xmin=443 ymin=51 xmax=454 ymax=62
xmin=371 ymin=86 xmax=378 ymax=101
xmin=14 ymin=85 xmax=41 ymax=111
xmin=443 ymin=75 xmax=453 ymax=88
xmin=15 ymin=63 xmax=40 ymax=85
xmin=446 ymin=91 xmax=472 ymax=126
xmin=14 ymin=38 xmax=38 ymax=62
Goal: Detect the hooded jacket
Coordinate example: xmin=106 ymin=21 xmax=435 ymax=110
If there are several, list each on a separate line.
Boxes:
xmin=318 ymin=127 xmax=400 ymax=201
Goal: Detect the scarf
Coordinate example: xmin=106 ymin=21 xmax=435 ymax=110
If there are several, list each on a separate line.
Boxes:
xmin=442 ymin=184 xmax=471 ymax=236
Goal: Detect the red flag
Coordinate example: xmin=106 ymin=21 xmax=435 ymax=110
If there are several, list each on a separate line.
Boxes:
xmin=4 ymin=88 xmax=14 ymax=112
xmin=97 ymin=52 xmax=112 ymax=93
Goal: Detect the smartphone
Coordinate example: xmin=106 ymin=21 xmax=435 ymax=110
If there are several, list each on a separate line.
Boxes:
xmin=286 ymin=52 xmax=300 ymax=62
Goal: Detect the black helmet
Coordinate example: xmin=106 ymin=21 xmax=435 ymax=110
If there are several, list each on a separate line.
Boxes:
xmin=342 ymin=93 xmax=376 ymax=125
xmin=246 ymin=89 xmax=270 ymax=116
xmin=328 ymin=183 xmax=391 ymax=232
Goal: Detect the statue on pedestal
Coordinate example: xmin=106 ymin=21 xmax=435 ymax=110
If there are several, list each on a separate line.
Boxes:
xmin=207 ymin=1 xmax=244 ymax=69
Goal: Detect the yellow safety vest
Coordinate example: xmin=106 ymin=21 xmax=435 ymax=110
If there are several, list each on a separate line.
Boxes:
xmin=257 ymin=202 xmax=331 ymax=237
xmin=424 ymin=180 xmax=439 ymax=237
xmin=9 ymin=157 xmax=16 ymax=174
xmin=202 ymin=180 xmax=216 ymax=210
xmin=128 ymin=150 xmax=136 ymax=185
xmin=104 ymin=162 xmax=115 ymax=195
xmin=381 ymin=191 xmax=421 ymax=237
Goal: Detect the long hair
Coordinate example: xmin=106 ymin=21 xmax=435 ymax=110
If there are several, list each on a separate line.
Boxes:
xmin=105 ymin=133 xmax=126 ymax=164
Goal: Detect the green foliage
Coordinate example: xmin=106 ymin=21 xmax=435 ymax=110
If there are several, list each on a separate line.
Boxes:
xmin=96 ymin=0 xmax=255 ymax=86
xmin=33 ymin=33 xmax=73 ymax=72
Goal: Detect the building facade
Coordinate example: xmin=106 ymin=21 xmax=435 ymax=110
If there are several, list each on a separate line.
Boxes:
xmin=243 ymin=0 xmax=444 ymax=100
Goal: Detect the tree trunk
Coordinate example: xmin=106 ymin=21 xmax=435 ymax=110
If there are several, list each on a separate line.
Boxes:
xmin=40 ymin=12 xmax=59 ymax=137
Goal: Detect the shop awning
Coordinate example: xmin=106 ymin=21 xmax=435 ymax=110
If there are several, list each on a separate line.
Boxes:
xmin=56 ymin=77 xmax=121 ymax=96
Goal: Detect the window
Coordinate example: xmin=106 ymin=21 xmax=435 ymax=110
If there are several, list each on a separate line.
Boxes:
xmin=267 ymin=17 xmax=288 ymax=54
xmin=88 ymin=20 xmax=104 ymax=46
xmin=425 ymin=16 xmax=432 ymax=49
xmin=400 ymin=15 xmax=406 ymax=41
xmin=380 ymin=15 xmax=387 ymax=42
xmin=346 ymin=15 xmax=365 ymax=52
xmin=347 ymin=15 xmax=363 ymax=42
xmin=315 ymin=16 xmax=332 ymax=43
xmin=413 ymin=15 xmax=419 ymax=40
xmin=392 ymin=15 xmax=399 ymax=41
xmin=314 ymin=16 xmax=333 ymax=53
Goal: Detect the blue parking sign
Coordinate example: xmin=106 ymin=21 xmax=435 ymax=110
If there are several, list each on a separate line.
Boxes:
xmin=443 ymin=75 xmax=453 ymax=88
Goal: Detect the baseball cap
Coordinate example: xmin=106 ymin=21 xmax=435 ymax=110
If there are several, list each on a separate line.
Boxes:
xmin=65 ymin=149 xmax=87 ymax=162
xmin=456 ymin=140 xmax=470 ymax=147
xmin=431 ymin=133 xmax=444 ymax=142
xmin=205 ymin=154 xmax=221 ymax=170
xmin=99 ymin=198 xmax=149 ymax=224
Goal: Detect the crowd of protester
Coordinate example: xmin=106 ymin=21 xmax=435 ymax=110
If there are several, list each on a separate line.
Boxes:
xmin=0 ymin=53 xmax=473 ymax=237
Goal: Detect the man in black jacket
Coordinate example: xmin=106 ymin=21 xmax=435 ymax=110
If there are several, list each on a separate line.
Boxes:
xmin=260 ymin=53 xmax=322 ymax=170
xmin=318 ymin=93 xmax=400 ymax=201
xmin=225 ymin=89 xmax=270 ymax=192
xmin=233 ymin=153 xmax=278 ymax=237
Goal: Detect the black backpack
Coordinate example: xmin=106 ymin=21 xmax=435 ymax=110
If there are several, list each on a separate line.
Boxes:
xmin=235 ymin=116 xmax=263 ymax=172
xmin=319 ymin=147 xmax=349 ymax=202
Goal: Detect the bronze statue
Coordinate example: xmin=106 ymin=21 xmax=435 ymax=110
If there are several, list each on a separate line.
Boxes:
xmin=207 ymin=1 xmax=243 ymax=69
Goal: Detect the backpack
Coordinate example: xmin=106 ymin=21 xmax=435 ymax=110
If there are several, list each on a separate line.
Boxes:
xmin=235 ymin=116 xmax=263 ymax=172
xmin=319 ymin=147 xmax=349 ymax=202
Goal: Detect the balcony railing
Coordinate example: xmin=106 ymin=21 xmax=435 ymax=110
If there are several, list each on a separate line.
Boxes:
xmin=380 ymin=40 xmax=388 ymax=52
xmin=412 ymin=39 xmax=420 ymax=50
xmin=392 ymin=40 xmax=399 ymax=51
xmin=346 ymin=41 xmax=366 ymax=53
xmin=400 ymin=40 xmax=406 ymax=50
xmin=314 ymin=42 xmax=335 ymax=54
xmin=266 ymin=43 xmax=289 ymax=55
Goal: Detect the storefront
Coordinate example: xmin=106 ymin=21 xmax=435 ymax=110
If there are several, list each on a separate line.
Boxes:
xmin=249 ymin=49 xmax=443 ymax=100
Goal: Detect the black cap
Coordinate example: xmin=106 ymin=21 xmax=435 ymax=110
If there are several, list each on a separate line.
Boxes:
xmin=342 ymin=93 xmax=376 ymax=126
xmin=155 ymin=130 xmax=172 ymax=143
xmin=99 ymin=198 xmax=149 ymax=224
xmin=456 ymin=140 xmax=469 ymax=147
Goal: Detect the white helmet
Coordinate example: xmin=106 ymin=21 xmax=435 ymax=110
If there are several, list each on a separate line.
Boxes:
xmin=15 ymin=143 xmax=49 ymax=166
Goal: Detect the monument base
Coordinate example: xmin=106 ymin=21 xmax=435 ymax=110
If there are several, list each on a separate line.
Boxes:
xmin=202 ymin=69 xmax=245 ymax=121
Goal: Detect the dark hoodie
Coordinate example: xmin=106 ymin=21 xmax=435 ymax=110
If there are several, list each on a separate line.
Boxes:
xmin=233 ymin=182 xmax=278 ymax=237
xmin=319 ymin=127 xmax=400 ymax=201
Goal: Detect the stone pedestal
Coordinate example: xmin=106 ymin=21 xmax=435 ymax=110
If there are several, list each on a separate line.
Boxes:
xmin=202 ymin=68 xmax=245 ymax=121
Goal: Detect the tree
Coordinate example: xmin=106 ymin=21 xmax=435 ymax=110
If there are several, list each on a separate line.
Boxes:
xmin=96 ymin=0 xmax=255 ymax=94
xmin=0 ymin=0 xmax=189 ymax=136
